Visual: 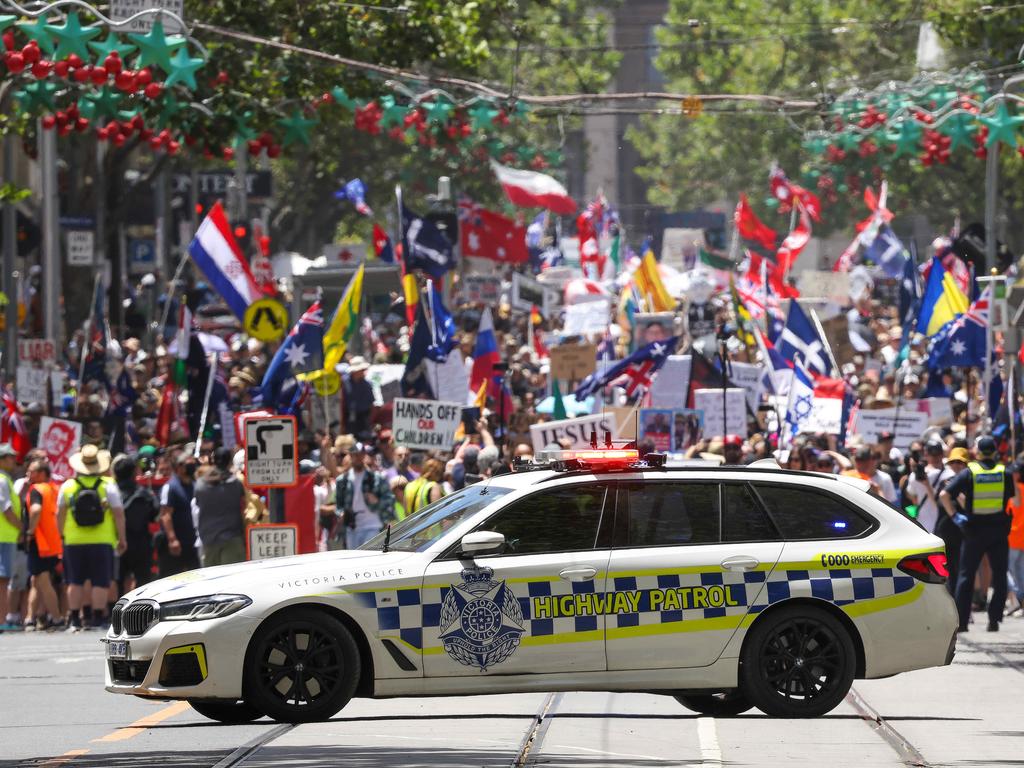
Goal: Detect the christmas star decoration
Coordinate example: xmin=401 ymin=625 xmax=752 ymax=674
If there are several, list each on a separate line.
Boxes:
xmin=379 ymin=96 xmax=406 ymax=128
xmin=979 ymin=102 xmax=1024 ymax=147
xmin=89 ymin=32 xmax=137 ymax=61
xmin=887 ymin=117 xmax=923 ymax=158
xmin=129 ymin=22 xmax=185 ymax=74
xmin=163 ymin=46 xmax=204 ymax=90
xmin=330 ymin=86 xmax=356 ymax=110
xmin=925 ymin=85 xmax=958 ymax=109
xmin=838 ymin=129 xmax=864 ymax=153
xmin=0 ymin=15 xmax=16 ymax=34
xmin=468 ymin=101 xmax=498 ymax=132
xmin=802 ymin=133 xmax=831 ymax=156
xmin=939 ymin=111 xmax=978 ymax=151
xmin=515 ymin=145 xmax=535 ymax=164
xmin=51 ymin=12 xmax=101 ymax=61
xmin=833 ymin=98 xmax=865 ymax=121
xmin=17 ymin=17 xmax=58 ymax=56
xmin=155 ymin=93 xmax=185 ymax=128
xmin=423 ymin=98 xmax=453 ymax=124
xmin=233 ymin=111 xmax=257 ymax=141
xmin=83 ymin=86 xmax=123 ymax=121
xmin=885 ymin=94 xmax=914 ymax=119
xmin=17 ymin=80 xmax=59 ymax=111
xmin=279 ymin=109 xmax=319 ymax=146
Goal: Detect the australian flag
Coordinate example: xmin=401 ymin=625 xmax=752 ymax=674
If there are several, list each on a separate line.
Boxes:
xmin=401 ymin=204 xmax=456 ymax=279
xmin=425 ymin=281 xmax=457 ymax=363
xmin=401 ymin=303 xmax=435 ymax=399
xmin=259 ymin=302 xmax=324 ymax=409
xmin=575 ymin=337 xmax=680 ymax=400
xmin=926 ymin=287 xmax=989 ymax=370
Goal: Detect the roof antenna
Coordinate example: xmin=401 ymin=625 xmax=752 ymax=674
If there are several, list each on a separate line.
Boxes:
xmin=590 ymin=427 xmax=598 ymax=449
xmin=604 ymin=429 xmax=612 ymax=448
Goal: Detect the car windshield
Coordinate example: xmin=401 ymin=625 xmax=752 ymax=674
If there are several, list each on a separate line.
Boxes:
xmin=361 ymin=484 xmax=513 ymax=553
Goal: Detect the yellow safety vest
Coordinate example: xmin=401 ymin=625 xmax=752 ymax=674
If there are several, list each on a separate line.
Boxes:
xmin=61 ymin=476 xmax=117 ymax=546
xmin=968 ymin=461 xmax=1006 ymax=515
xmin=0 ymin=471 xmax=22 ymax=544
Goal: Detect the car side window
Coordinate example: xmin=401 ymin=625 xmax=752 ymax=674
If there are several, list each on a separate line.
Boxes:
xmin=620 ymin=482 xmax=719 ymax=547
xmin=477 ymin=485 xmax=608 ymax=556
xmin=722 ymin=484 xmax=780 ymax=542
xmin=752 ymin=484 xmax=872 ymax=539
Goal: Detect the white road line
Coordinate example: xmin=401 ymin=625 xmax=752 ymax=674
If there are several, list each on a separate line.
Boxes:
xmin=696 ymin=716 xmax=723 ymax=767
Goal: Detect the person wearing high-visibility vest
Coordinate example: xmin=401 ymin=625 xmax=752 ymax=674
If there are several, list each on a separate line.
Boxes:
xmin=56 ymin=445 xmax=126 ymax=631
xmin=940 ymin=435 xmax=1022 ymax=633
xmin=0 ymin=444 xmax=23 ymax=632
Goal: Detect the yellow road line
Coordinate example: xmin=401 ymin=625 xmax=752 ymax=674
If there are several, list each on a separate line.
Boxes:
xmin=92 ymin=700 xmax=192 ymax=743
xmin=39 ymin=749 xmax=90 ymax=767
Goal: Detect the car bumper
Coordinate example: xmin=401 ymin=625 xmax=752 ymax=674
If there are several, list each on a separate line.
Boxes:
xmin=104 ymin=613 xmax=261 ymax=701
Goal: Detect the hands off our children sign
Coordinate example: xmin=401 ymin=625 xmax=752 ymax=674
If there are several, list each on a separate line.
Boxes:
xmin=393 ymin=398 xmax=464 ymax=450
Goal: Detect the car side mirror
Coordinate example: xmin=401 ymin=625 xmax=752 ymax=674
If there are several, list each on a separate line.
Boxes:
xmin=458 ymin=531 xmax=506 ymax=556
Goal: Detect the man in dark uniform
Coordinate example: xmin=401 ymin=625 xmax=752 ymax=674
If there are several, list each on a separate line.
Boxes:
xmin=940 ymin=435 xmax=1022 ymax=632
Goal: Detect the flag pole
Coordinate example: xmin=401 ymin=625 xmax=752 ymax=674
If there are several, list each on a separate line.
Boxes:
xmin=194 ymin=352 xmax=218 ymax=458
xmin=75 ymin=273 xmax=102 ymax=416
xmin=157 ymin=249 xmax=191 ymax=343
xmin=1009 ymin=358 xmax=1016 ymax=455
xmin=809 ymin=307 xmax=840 ymax=375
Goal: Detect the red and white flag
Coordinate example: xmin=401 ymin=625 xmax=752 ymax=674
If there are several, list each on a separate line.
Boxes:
xmin=490 ymin=160 xmax=576 ymax=215
xmin=458 ymin=200 xmax=529 ymax=264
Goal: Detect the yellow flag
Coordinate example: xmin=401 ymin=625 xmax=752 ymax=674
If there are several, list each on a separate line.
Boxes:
xmin=323 ymin=263 xmax=364 ymax=372
xmin=633 ymin=250 xmax=674 ymax=312
xmin=926 ymin=271 xmax=969 ymax=336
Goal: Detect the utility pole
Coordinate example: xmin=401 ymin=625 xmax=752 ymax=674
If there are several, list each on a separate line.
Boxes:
xmin=2 ymin=134 xmax=18 ymax=381
xmin=40 ymin=119 xmax=61 ymax=347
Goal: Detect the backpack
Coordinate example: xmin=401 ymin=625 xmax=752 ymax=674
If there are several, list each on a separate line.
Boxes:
xmin=122 ymin=485 xmax=157 ymax=537
xmin=71 ymin=478 xmax=106 ymax=527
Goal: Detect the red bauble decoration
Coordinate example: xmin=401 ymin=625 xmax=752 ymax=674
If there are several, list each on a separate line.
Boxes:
xmin=388 ymin=126 xmax=405 ymax=141
xmin=222 ymin=146 xmax=235 ymax=161
xmin=21 ymin=42 xmax=41 ymax=64
xmin=184 ymin=133 xmax=197 ymax=146
xmin=31 ymin=60 xmax=51 ymax=79
xmin=143 ymin=82 xmax=162 ymax=100
xmin=90 ymin=66 xmax=108 ymax=86
xmin=149 ymin=136 xmax=163 ymax=150
xmin=72 ymin=66 xmax=90 ymax=83
xmin=354 ymin=100 xmax=383 ymax=134
xmin=259 ymin=131 xmax=274 ymax=147
xmin=54 ymin=60 xmax=70 ymax=78
xmin=114 ymin=70 xmax=136 ymax=92
xmin=266 ymin=144 xmax=281 ymax=159
xmin=57 ymin=124 xmax=72 ymax=137
xmin=216 ymin=70 xmax=229 ymax=85
xmin=75 ymin=117 xmax=89 ymax=133
xmin=135 ymin=68 xmax=152 ymax=87
xmin=96 ymin=126 xmax=109 ymax=141
xmin=104 ymin=53 xmax=122 ymax=75
xmin=247 ymin=139 xmax=262 ymax=157
xmin=41 ymin=114 xmax=57 ymax=130
xmin=493 ymin=110 xmax=510 ymax=126
xmin=131 ymin=114 xmax=144 ymax=130
xmin=321 ymin=91 xmax=334 ymax=105
xmin=4 ymin=51 xmax=26 ymax=74
xmin=66 ymin=53 xmax=83 ymax=68
xmin=139 ymin=128 xmax=153 ymax=141
xmin=54 ymin=111 xmax=68 ymax=127
xmin=2 ymin=30 xmax=14 ymax=52
xmin=167 ymin=140 xmax=180 ymax=155
xmin=113 ymin=133 xmax=126 ymax=147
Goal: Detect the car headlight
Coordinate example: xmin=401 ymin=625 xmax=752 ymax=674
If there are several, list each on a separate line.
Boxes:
xmin=158 ymin=594 xmax=252 ymax=621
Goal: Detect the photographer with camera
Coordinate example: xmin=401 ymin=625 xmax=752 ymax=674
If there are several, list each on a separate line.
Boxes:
xmin=904 ymin=439 xmax=954 ymax=535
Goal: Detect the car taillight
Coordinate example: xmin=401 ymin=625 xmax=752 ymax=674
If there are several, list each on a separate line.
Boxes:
xmin=897 ymin=552 xmax=948 ymax=584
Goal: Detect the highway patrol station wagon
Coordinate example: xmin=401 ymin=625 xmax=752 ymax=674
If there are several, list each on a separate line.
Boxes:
xmin=105 ymin=450 xmax=958 ymax=722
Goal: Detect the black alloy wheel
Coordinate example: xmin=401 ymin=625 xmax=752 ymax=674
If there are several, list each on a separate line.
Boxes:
xmin=187 ymin=699 xmax=264 ymax=724
xmin=674 ymin=690 xmax=753 ymax=716
xmin=243 ymin=607 xmax=360 ymax=723
xmin=741 ymin=605 xmax=855 ymax=718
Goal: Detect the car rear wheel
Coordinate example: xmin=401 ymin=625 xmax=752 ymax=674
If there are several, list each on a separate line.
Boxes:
xmin=740 ymin=605 xmax=855 ymax=718
xmin=243 ymin=607 xmax=360 ymax=723
xmin=674 ymin=691 xmax=753 ymax=716
xmin=188 ymin=699 xmax=264 ymax=724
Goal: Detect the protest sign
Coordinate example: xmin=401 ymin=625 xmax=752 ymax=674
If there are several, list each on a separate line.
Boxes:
xmin=366 ymin=364 xmax=405 ymax=406
xmin=672 ymin=409 xmax=704 ymax=451
xmin=650 ymin=355 xmax=691 ymax=410
xmin=852 ymin=408 xmax=929 ymax=448
xmin=639 ymin=409 xmax=674 ymax=452
xmin=16 ymin=366 xmax=49 ymax=406
xmin=604 ymin=407 xmax=636 ymax=440
xmin=821 ymin=315 xmax=857 ymax=368
xmin=512 ymin=272 xmax=557 ymax=314
xmin=18 ymin=339 xmax=57 ymax=365
xmin=549 ymin=344 xmax=596 ymax=382
xmin=530 ymin=412 xmax=619 ymax=453
xmin=917 ymin=398 xmax=953 ymax=426
xmin=463 ymin=275 xmax=502 ymax=305
xmin=693 ymin=388 xmax=746 ymax=438
xmin=563 ymin=300 xmax=610 ymax=337
xmin=728 ymin=361 xmax=763 ymax=413
xmin=798 ymin=271 xmax=851 ymax=304
xmin=425 ymin=353 xmax=470 ymax=404
xmin=38 ymin=417 xmax=81 ymax=482
xmin=632 ymin=312 xmax=678 ymax=350
xmin=393 ymin=398 xmax=463 ymax=451
xmin=804 ymin=398 xmax=844 ymax=435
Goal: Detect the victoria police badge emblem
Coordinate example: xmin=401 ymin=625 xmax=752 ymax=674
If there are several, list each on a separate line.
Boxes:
xmin=438 ymin=567 xmax=525 ymax=671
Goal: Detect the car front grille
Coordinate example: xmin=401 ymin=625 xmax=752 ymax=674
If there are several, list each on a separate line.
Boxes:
xmin=110 ymin=659 xmax=151 ymax=685
xmin=159 ymin=651 xmax=205 ymax=687
xmin=114 ymin=601 xmax=158 ymax=636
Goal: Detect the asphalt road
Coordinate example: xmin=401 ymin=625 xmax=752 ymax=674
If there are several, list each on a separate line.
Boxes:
xmin=2 ymin=616 xmax=1022 ymax=768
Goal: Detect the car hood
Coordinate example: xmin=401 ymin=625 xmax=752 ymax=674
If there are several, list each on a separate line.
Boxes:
xmin=127 ymin=549 xmax=420 ymax=602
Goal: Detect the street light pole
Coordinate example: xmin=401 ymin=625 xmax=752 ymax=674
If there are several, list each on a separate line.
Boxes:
xmin=40 ymin=119 xmax=61 ymax=348
xmin=2 ymin=134 xmax=18 ymax=382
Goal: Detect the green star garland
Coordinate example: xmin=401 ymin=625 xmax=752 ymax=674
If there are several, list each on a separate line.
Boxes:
xmin=279 ymin=109 xmax=319 ymax=146
xmin=51 ymin=12 xmax=101 ymax=61
xmin=330 ymin=86 xmax=357 ymax=110
xmin=423 ymin=98 xmax=453 ymax=124
xmin=233 ymin=111 xmax=257 ymax=141
xmin=379 ymin=95 xmax=406 ymax=129
xmin=17 ymin=80 xmax=59 ymax=111
xmin=887 ymin=117 xmax=923 ymax=158
xmin=163 ymin=46 xmax=204 ymax=90
xmin=938 ymin=111 xmax=978 ymax=151
xmin=82 ymin=86 xmax=123 ymax=121
xmin=129 ymin=22 xmax=185 ymax=74
xmin=468 ymin=101 xmax=498 ymax=132
xmin=979 ymin=102 xmax=1024 ymax=147
xmin=89 ymin=32 xmax=137 ymax=61
xmin=17 ymin=17 xmax=58 ymax=56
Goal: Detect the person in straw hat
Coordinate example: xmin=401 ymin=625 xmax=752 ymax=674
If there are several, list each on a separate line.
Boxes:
xmin=56 ymin=444 xmax=126 ymax=631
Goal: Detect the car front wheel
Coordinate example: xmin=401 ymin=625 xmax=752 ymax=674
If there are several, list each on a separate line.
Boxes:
xmin=243 ymin=607 xmax=360 ymax=723
xmin=188 ymin=699 xmax=264 ymax=724
xmin=740 ymin=605 xmax=855 ymax=718
xmin=674 ymin=691 xmax=753 ymax=716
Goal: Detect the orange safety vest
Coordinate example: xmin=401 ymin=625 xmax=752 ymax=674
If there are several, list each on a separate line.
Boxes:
xmin=29 ymin=481 xmax=62 ymax=558
xmin=1008 ymin=482 xmax=1024 ymax=550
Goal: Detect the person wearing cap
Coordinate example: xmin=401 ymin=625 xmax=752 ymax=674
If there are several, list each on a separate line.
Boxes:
xmin=342 ymin=357 xmax=374 ymax=440
xmin=157 ymin=452 xmax=200 ymax=577
xmin=940 ymin=436 xmax=1022 ymax=632
xmin=0 ymin=444 xmax=24 ymax=631
xmin=56 ymin=445 xmax=126 ymax=631
xmin=905 ymin=439 xmax=955 ymax=535
xmin=842 ymin=447 xmax=884 ymax=497
xmin=334 ymin=442 xmax=394 ymax=549
xmin=936 ymin=447 xmax=971 ymax=596
xmin=721 ymin=435 xmax=744 ymax=466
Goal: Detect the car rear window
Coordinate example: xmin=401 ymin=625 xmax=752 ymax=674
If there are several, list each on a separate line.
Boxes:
xmin=751 ymin=483 xmax=873 ymax=540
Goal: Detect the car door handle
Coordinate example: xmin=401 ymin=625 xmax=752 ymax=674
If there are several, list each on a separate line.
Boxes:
xmin=559 ymin=567 xmax=598 ymax=582
xmin=720 ymin=556 xmax=760 ymax=572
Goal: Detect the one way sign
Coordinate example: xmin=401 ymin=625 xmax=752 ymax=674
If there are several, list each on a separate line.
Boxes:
xmin=244 ymin=415 xmax=298 ymax=488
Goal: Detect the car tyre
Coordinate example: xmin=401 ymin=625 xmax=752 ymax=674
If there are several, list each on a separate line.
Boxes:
xmin=740 ymin=605 xmax=855 ymax=718
xmin=188 ymin=699 xmax=264 ymax=724
xmin=243 ymin=607 xmax=360 ymax=723
xmin=674 ymin=691 xmax=753 ymax=716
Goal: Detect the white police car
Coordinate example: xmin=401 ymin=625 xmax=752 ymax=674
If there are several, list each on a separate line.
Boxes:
xmin=104 ymin=449 xmax=958 ymax=722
